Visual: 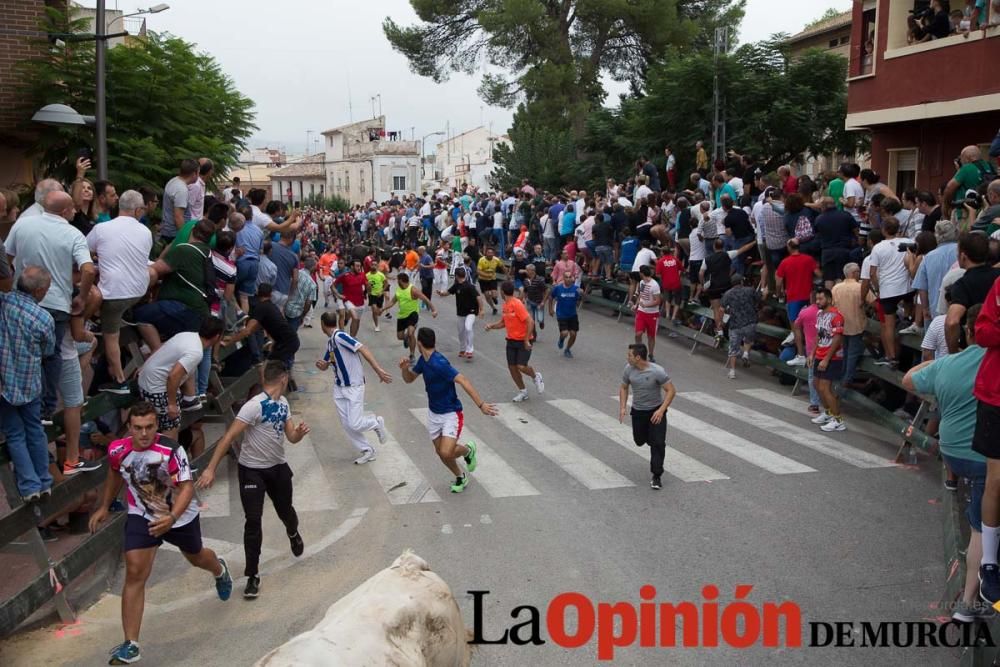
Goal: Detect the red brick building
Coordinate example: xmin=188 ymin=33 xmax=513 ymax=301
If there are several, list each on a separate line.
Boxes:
xmin=0 ymin=0 xmax=65 ymax=189
xmin=845 ymin=0 xmax=1000 ymax=194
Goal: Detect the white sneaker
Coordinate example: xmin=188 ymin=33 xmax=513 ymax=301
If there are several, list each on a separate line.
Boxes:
xmin=354 ymin=449 xmax=376 ymax=465
xmin=787 ymin=355 xmax=807 ymax=367
xmin=374 ymin=416 xmax=387 ymax=444
xmin=820 ymin=417 xmax=846 ymax=432
xmin=810 ymin=411 xmax=832 ymax=424
xmin=512 ymin=389 xmax=529 ymax=403
xmin=898 ymin=324 xmax=922 ymax=336
xmin=533 ymin=372 xmax=545 ymax=394
xmin=728 ymin=369 xmax=736 ymax=380
xmin=781 ymin=332 xmax=795 ymax=346
xmin=375 ymin=325 xmax=381 ymax=332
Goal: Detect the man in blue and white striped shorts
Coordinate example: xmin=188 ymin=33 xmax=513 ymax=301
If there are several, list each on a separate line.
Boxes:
xmin=316 ymin=312 xmax=392 ymax=464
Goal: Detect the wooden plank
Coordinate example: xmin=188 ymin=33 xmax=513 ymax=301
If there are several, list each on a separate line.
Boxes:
xmin=0 ymin=513 xmax=125 ymax=637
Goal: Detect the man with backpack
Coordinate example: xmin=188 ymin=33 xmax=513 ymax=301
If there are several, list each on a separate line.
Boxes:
xmin=943 ymin=145 xmax=997 ymax=225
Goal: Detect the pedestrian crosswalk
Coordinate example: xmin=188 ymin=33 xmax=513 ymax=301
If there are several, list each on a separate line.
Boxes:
xmin=198 ymin=390 xmax=899 ymax=513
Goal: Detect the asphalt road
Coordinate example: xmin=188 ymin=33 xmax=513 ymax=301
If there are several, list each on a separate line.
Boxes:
xmin=3 ymin=289 xmax=953 ymax=666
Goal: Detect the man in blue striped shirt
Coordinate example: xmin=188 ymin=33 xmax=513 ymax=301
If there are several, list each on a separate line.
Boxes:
xmin=0 ymin=266 xmax=56 ymax=501
xmin=317 ymin=312 xmax=392 ymax=464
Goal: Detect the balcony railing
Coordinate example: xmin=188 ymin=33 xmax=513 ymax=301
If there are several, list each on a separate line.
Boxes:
xmin=343 ymin=140 xmax=419 ymax=158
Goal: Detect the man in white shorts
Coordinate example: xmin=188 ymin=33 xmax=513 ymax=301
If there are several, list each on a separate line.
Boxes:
xmin=334 ymin=259 xmax=369 ymax=337
xmin=399 ymin=327 xmax=497 ymax=493
xmin=317 ymin=312 xmax=391 ymax=464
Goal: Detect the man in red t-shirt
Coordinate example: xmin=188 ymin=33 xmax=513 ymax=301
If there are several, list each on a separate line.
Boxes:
xmin=809 ymin=287 xmax=846 ymax=432
xmin=775 ymin=239 xmax=818 ymax=322
xmin=973 ymin=276 xmax=1000 ymax=603
xmin=334 ymin=259 xmax=369 ymax=337
xmin=655 ymin=247 xmax=683 ymax=324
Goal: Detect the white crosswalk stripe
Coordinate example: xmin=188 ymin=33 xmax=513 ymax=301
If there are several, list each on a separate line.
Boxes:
xmin=680 ymin=392 xmax=896 ymax=469
xmin=409 ymin=408 xmax=540 ymax=498
xmin=605 ymin=394 xmax=814 ymax=475
xmin=493 ymin=404 xmax=635 ymax=490
xmin=549 ymin=399 xmax=730 ymax=482
xmin=197 ymin=457 xmax=232 ymax=518
xmin=363 ymin=427 xmax=442 ymax=505
xmin=736 ymin=388 xmax=890 ymax=443
xmin=286 ymin=432 xmax=340 ymax=512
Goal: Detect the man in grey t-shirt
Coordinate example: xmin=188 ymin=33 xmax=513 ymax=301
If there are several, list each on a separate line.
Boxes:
xmin=198 ymin=361 xmax=310 ymax=598
xmin=160 ymin=159 xmax=199 ymax=241
xmin=619 ymin=343 xmax=676 ymax=490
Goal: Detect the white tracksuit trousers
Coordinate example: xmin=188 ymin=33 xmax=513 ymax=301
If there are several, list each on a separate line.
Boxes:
xmin=333 ymin=385 xmax=377 ymax=453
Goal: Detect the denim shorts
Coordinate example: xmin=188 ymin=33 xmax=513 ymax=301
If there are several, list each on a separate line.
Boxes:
xmin=236 ymin=257 xmax=259 ymax=297
xmin=943 ymin=454 xmax=986 ymax=531
xmin=134 ymin=299 xmax=203 ymax=340
xmin=595 ymin=245 xmax=614 ymax=266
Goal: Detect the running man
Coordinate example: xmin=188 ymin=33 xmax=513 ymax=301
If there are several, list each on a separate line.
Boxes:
xmin=809 ymin=287 xmax=847 ymax=432
xmin=633 ymin=265 xmax=662 ymax=363
xmin=335 ymin=259 xmax=368 ymax=337
xmin=437 ymin=267 xmax=485 ymax=361
xmin=90 ymin=402 xmax=233 ymax=665
xmin=547 ymin=269 xmax=583 ymax=358
xmin=366 ymin=262 xmax=387 ymax=332
xmin=197 ymin=361 xmax=310 ymax=599
xmin=383 ymin=272 xmax=437 ymax=362
xmin=399 ymin=327 xmax=498 ymax=493
xmin=317 ymin=312 xmax=392 ymax=465
xmin=618 ymin=343 xmax=676 ymax=491
xmin=477 ymin=246 xmax=504 ymax=315
xmin=522 ymin=264 xmax=548 ymax=334
xmin=486 ymin=281 xmax=544 ymax=402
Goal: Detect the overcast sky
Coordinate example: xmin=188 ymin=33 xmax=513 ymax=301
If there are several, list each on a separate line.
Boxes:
xmin=88 ymin=0 xmax=851 ymax=156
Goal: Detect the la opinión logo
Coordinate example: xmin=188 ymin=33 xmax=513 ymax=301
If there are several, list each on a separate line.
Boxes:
xmin=469 ymin=586 xmax=994 ymax=660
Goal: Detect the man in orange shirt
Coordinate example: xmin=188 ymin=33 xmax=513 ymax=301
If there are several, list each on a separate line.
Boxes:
xmin=404 ymin=247 xmax=420 ymax=285
xmin=486 ymin=281 xmax=544 ymax=402
xmin=318 ymin=249 xmax=337 ymax=308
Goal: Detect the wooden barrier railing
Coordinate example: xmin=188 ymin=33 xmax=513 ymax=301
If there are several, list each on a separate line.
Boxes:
xmin=0 ymin=342 xmax=260 ymax=637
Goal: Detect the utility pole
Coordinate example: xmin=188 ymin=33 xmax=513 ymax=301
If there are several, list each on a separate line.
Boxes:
xmin=95 ymin=0 xmax=108 ymax=179
xmin=306 ymin=129 xmax=313 ymax=156
xmin=711 ymin=26 xmax=729 ymax=164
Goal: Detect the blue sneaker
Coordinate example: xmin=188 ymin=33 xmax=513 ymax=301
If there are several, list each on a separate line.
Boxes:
xmin=109 ymin=499 xmax=126 ymax=513
xmin=557 ymin=335 xmax=565 ymax=349
xmin=215 ymin=557 xmax=233 ymax=601
xmin=108 ymin=640 xmax=140 ymax=664
xmin=564 ymin=348 xmax=573 ymax=358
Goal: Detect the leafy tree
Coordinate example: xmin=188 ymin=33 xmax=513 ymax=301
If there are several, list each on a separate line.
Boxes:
xmin=803 ymin=7 xmax=848 ymax=30
xmin=579 ymin=37 xmax=865 ymax=187
xmin=18 ymin=6 xmax=256 ymax=191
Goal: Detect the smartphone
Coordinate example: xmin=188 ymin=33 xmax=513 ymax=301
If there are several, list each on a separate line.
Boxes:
xmin=77 ymin=147 xmax=93 ymax=161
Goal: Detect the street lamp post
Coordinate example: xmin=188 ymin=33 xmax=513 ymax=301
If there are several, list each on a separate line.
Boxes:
xmin=421 ymin=131 xmax=445 ymax=183
xmin=94 ymin=2 xmax=169 ymax=180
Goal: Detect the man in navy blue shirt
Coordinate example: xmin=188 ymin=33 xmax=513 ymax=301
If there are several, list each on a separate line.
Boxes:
xmin=399 ymin=327 xmax=498 ymax=493
xmin=546 ymin=271 xmax=583 ymax=358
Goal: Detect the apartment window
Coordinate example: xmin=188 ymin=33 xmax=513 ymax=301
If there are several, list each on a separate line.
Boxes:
xmin=393 ymin=175 xmax=406 ymax=191
xmin=345 ymin=173 xmax=350 ymax=191
xmin=310 ymin=183 xmax=315 ymax=196
xmin=839 ymin=36 xmax=849 ymax=44
xmin=360 ymin=170 xmax=365 ymax=193
xmin=829 ymin=38 xmax=839 ymax=48
xmin=888 ymin=148 xmax=918 ymax=193
xmin=337 ymin=177 xmax=342 ymax=191
xmin=320 ymin=184 xmax=324 ymax=196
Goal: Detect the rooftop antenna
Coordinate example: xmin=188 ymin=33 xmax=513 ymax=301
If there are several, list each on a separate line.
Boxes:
xmin=347 ymin=70 xmax=354 ymax=122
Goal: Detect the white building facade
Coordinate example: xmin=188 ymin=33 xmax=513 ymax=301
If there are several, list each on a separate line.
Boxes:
xmin=433 ymin=126 xmax=509 ymax=192
xmin=321 ymin=116 xmax=420 ymax=205
xmin=269 ymin=154 xmax=326 ymax=205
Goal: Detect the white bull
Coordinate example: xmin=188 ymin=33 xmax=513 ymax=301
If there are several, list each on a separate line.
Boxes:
xmin=256 ymin=551 xmax=472 ymax=667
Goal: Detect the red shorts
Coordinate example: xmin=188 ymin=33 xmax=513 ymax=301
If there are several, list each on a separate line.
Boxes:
xmin=635 ymin=310 xmax=659 ymax=338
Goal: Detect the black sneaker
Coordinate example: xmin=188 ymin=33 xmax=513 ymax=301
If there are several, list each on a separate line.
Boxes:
xmin=179 ymin=397 xmax=203 ymax=412
xmin=873 ymin=356 xmax=894 ymax=366
xmin=944 ymin=478 xmax=959 ymax=492
xmin=244 ymin=575 xmax=260 ymax=599
xmin=98 ymin=380 xmax=131 ymax=395
xmin=40 ymin=412 xmax=54 ymax=427
xmin=980 ymin=564 xmax=1000 ymax=605
xmin=650 ymin=476 xmax=662 ymax=490
xmin=37 ymin=526 xmax=58 ymax=543
xmin=288 ymin=531 xmax=304 ymax=557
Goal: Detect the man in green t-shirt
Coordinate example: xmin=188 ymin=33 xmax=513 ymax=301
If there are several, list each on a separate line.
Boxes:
xmin=943 ymin=145 xmax=996 ymax=222
xmin=134 ymin=219 xmax=214 ymax=349
xmin=903 ymin=304 xmax=988 ymax=622
xmin=826 ymin=176 xmax=845 ymax=211
xmin=366 ymin=265 xmax=387 ymax=331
